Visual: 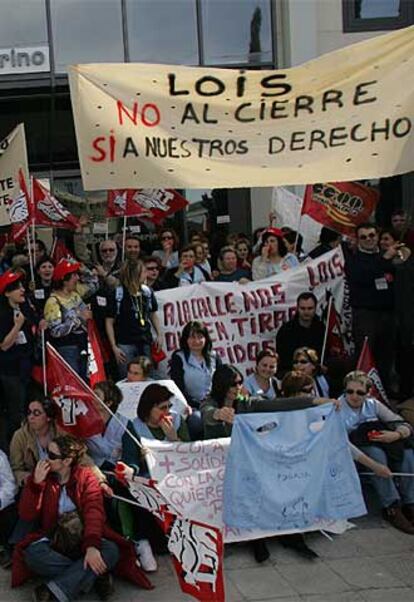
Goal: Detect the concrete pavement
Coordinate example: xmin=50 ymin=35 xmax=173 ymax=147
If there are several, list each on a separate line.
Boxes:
xmin=2 ymin=514 xmax=414 ymax=601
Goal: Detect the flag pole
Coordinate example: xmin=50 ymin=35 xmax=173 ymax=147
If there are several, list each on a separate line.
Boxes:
xmin=46 ymin=342 xmax=143 ymax=449
xmin=320 ymin=295 xmax=333 ymax=366
xmin=30 ymin=175 xmax=36 ymax=258
xmin=26 ymin=228 xmax=35 ymax=282
xmin=293 ymin=189 xmax=306 ymax=255
xmin=121 ymin=216 xmax=127 ymax=261
xmin=41 ymin=328 xmax=47 ymax=396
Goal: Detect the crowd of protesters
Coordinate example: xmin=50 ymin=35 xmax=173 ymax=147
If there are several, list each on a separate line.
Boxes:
xmin=1 ymin=207 xmax=414 ymax=601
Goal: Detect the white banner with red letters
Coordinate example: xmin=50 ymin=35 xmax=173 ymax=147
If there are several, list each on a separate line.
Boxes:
xmin=155 ymin=247 xmax=346 ymax=377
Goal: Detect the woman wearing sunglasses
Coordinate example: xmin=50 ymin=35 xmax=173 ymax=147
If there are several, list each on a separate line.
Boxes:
xmin=292 ymin=347 xmax=330 ymax=398
xmin=12 ymin=434 xmax=151 ymax=601
xmin=9 ymin=397 xmax=59 ymax=488
xmin=201 ymin=365 xmax=247 ymax=440
xmin=152 ymin=228 xmax=179 ymax=270
xmin=339 ymin=370 xmax=414 ymax=534
xmin=10 ymin=396 xmax=102 ymax=495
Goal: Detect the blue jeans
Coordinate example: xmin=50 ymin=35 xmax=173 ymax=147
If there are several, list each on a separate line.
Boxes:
xmin=25 ymin=539 xmax=119 ymax=602
xmin=117 ymin=343 xmax=151 ymax=379
xmin=57 ymin=345 xmax=88 ymax=382
xmin=359 ymin=446 xmax=414 ymax=508
xmin=187 ymin=410 xmax=204 ymax=441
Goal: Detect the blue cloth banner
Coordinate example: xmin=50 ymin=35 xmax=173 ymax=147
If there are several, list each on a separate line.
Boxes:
xmin=223 ymin=405 xmax=366 ymax=531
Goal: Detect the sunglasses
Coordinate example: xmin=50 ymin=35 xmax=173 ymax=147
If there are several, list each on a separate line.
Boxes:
xmin=101 ymin=248 xmax=116 ymax=253
xmin=294 ymin=359 xmax=310 ymax=365
xmin=359 ymin=233 xmax=376 ymax=240
xmin=48 ymin=450 xmax=64 ymax=460
xmin=345 ymin=388 xmax=367 ymax=396
xmin=27 ymin=409 xmax=45 ymax=417
xmin=146 ymin=266 xmax=159 ymax=271
xmin=232 ymin=380 xmax=243 ymax=386
xmin=161 ymin=235 xmax=173 ymax=240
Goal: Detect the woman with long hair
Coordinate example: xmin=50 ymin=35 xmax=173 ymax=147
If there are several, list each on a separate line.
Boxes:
xmin=105 ymin=260 xmax=162 ymax=379
xmin=292 ymin=346 xmax=330 ymax=397
xmin=170 ymin=320 xmax=222 ymax=440
xmin=12 ymin=434 xmax=151 ymax=600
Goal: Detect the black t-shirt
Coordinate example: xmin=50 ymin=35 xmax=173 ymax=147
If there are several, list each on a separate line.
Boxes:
xmin=0 ymin=301 xmax=34 ymax=375
xmin=106 ymin=285 xmax=158 ymax=345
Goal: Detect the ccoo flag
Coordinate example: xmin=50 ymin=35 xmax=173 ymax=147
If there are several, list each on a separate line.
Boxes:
xmin=302 ymin=182 xmax=379 ymax=237
xmin=46 ymin=342 xmax=104 ymax=438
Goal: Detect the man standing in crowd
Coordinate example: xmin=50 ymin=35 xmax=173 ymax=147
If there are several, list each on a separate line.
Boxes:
xmin=124 ymin=235 xmax=141 ymax=261
xmin=276 ymin=292 xmax=325 ymax=375
xmin=215 ymin=246 xmax=250 ymax=283
xmin=391 ymin=209 xmax=414 ymax=251
xmin=345 ymin=222 xmax=398 ymax=392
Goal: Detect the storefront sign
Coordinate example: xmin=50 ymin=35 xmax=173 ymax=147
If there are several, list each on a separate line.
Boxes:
xmin=0 ymin=46 xmax=50 ymax=75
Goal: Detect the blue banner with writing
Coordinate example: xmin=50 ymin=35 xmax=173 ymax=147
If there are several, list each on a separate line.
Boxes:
xmin=223 ymin=405 xmax=366 ymax=530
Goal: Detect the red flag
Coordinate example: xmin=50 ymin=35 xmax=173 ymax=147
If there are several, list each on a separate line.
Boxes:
xmin=87 ymin=320 xmax=106 ymax=387
xmin=356 ymin=338 xmax=389 ymax=406
xmin=165 ymin=513 xmax=225 ymax=602
xmin=325 ymin=300 xmax=347 ymax=358
xmin=50 ymin=238 xmax=75 ymax=263
xmin=107 ymin=189 xmax=188 ymax=223
xmin=302 ymin=182 xmax=379 ymax=236
xmin=46 ymin=343 xmax=104 ymax=438
xmin=32 ymin=178 xmax=79 ymax=229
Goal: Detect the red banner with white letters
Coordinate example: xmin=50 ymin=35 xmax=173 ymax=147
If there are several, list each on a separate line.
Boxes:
xmin=107 ymin=188 xmax=188 ymax=223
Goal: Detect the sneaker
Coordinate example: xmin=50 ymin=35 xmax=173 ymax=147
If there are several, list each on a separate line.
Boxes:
xmin=95 ymin=573 xmax=115 ymax=601
xmin=135 ymin=539 xmax=157 ymax=572
xmin=384 ymin=504 xmax=414 ymax=534
xmin=32 ymin=584 xmax=57 ymax=602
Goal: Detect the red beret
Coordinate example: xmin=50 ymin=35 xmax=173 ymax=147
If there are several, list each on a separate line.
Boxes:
xmin=0 ymin=270 xmax=24 ymax=294
xmin=53 ymin=259 xmax=81 ymax=281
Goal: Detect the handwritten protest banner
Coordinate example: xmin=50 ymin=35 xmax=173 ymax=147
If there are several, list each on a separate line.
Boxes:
xmin=68 ymin=26 xmax=414 ymax=190
xmin=0 ymin=124 xmax=29 ymax=226
xmin=117 ymin=379 xmax=190 ymax=419
xmin=144 ymin=437 xmax=352 ymax=543
xmin=155 ymin=247 xmax=346 ymax=377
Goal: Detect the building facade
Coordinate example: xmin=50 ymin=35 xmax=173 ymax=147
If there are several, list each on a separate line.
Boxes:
xmin=0 ymin=0 xmax=413 ymax=239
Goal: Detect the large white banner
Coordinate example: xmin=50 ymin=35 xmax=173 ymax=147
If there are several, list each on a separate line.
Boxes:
xmin=144 ymin=437 xmax=352 ymax=543
xmin=69 ymin=26 xmax=414 ymax=190
xmin=156 ymin=247 xmax=345 ymax=377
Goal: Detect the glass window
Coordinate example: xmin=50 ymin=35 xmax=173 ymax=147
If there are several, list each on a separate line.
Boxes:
xmin=201 ymin=0 xmax=272 ymax=65
xmin=0 ymin=94 xmax=50 ymax=169
xmin=343 ymin=0 xmax=414 ymax=31
xmin=52 ymin=94 xmax=79 ymax=169
xmin=357 ymin=0 xmax=400 ymax=18
xmin=126 ymin=0 xmax=198 ymax=64
xmin=51 ymin=0 xmax=124 ymax=72
xmin=0 ymin=0 xmax=48 ymax=46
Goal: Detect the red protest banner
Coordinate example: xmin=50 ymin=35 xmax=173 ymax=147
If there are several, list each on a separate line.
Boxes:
xmin=46 ymin=343 xmax=104 ymax=438
xmin=356 ymin=337 xmax=389 ymax=406
xmin=107 ymin=188 xmax=188 ymax=223
xmin=87 ymin=319 xmax=106 ymax=387
xmin=302 ymin=182 xmax=379 ymax=236
xmin=32 ymin=178 xmax=79 ymax=229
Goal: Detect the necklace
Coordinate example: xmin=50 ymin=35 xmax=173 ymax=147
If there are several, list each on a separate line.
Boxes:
xmin=130 ymin=291 xmax=146 ymax=327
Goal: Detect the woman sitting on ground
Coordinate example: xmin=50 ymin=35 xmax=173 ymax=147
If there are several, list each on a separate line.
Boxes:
xmin=292 ymin=346 xmax=330 ymax=397
xmin=118 ymin=384 xmax=190 ymax=572
xmin=339 ymin=370 xmax=414 ymax=535
xmin=12 ymin=434 xmax=151 ymax=601
xmin=170 ymin=320 xmax=222 ymax=440
xmin=201 ymin=365 xmax=247 ymax=440
xmin=245 ymin=349 xmax=280 ymax=399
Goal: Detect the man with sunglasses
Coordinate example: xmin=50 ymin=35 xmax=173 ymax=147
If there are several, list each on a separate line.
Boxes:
xmin=345 ymin=222 xmax=400 ymax=393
